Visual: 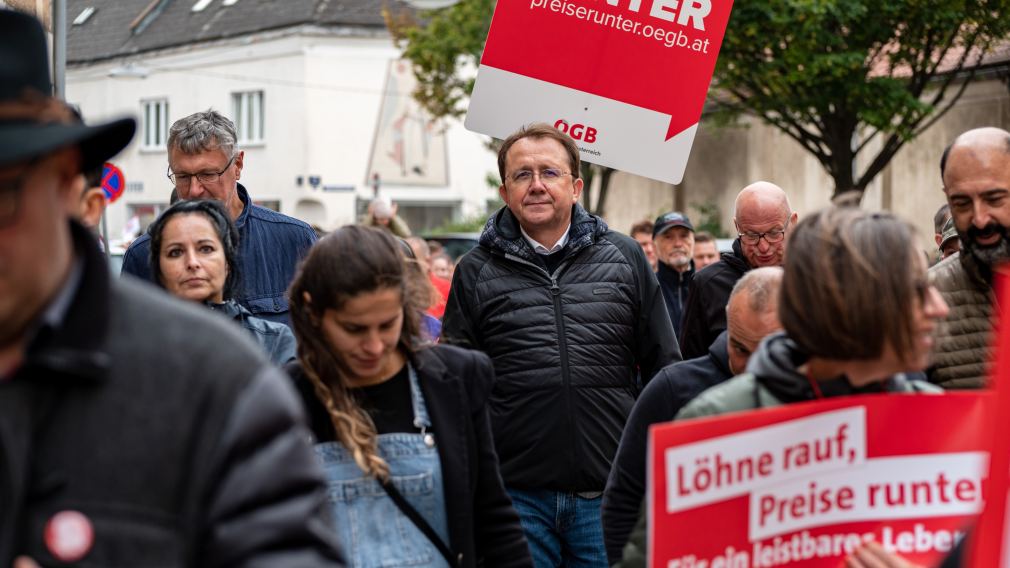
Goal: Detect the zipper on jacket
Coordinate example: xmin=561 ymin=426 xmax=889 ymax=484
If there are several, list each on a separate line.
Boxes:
xmin=503 ymin=252 xmax=581 ymax=485
xmin=548 ymin=262 xmax=580 ymax=489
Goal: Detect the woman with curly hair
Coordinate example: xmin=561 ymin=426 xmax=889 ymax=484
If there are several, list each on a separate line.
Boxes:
xmin=285 ymin=225 xmax=531 ymax=568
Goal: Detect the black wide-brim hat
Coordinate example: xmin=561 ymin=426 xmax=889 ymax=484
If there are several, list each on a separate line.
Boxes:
xmin=0 ymin=9 xmax=135 ymax=170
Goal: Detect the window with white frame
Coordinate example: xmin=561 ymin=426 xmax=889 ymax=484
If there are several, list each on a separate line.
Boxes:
xmin=142 ymin=99 xmax=169 ymax=149
xmin=232 ymin=91 xmax=264 ymax=144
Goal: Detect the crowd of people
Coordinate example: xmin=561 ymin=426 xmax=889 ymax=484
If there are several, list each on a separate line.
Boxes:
xmin=2 ymin=7 xmax=1009 ymax=568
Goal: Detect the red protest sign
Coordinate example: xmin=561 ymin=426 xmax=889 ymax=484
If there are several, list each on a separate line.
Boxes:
xmin=481 ymin=0 xmax=733 ymax=141
xmin=465 ymin=0 xmax=735 ymax=184
xmin=968 ymin=269 xmax=1010 ymax=567
xmin=650 ymin=394 xmax=992 ymax=567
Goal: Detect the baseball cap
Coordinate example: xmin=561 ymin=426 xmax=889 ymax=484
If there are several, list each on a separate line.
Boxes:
xmin=939 ymin=217 xmax=958 ymax=250
xmin=653 ymin=211 xmax=694 ymax=238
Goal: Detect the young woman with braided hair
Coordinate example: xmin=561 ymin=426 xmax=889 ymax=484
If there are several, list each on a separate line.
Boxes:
xmin=285 ymin=225 xmax=532 ymax=568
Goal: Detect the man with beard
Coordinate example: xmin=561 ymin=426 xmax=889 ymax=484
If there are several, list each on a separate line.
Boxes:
xmin=929 ymin=127 xmax=1010 ymax=389
xmin=653 ymin=211 xmax=695 ymax=338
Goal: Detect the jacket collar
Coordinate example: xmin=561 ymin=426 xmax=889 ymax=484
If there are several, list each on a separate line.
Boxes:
xmin=234 ymin=183 xmax=252 ymax=229
xmin=409 ymin=346 xmax=449 ymax=382
xmin=206 ymin=298 xmax=250 ymax=321
xmin=725 ymin=238 xmax=753 ymax=271
xmin=479 ymin=204 xmax=606 ymax=263
xmin=23 ymin=221 xmax=112 ymax=384
xmin=707 ymin=330 xmax=733 ymax=377
xmin=657 ymin=259 xmax=694 ymax=284
xmin=955 ymin=249 xmax=995 ymax=290
xmin=406 ymin=347 xmax=467 ymax=552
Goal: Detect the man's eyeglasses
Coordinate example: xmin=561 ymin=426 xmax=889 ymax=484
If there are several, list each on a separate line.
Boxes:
xmin=739 ymin=223 xmax=789 ymax=245
xmin=0 ymin=159 xmax=39 ymax=228
xmin=507 ymin=168 xmax=572 ymax=187
xmin=167 ymin=154 xmax=236 ymax=187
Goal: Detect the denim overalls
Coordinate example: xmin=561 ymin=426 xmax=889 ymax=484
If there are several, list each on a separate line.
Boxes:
xmin=314 ymin=364 xmax=450 ymax=568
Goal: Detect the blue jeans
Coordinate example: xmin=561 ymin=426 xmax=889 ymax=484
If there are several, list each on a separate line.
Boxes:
xmin=507 ymin=488 xmax=608 ymax=568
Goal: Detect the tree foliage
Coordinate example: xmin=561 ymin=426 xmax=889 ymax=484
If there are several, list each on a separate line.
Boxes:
xmin=385 ymin=0 xmax=494 ymax=121
xmin=382 ymin=1 xmax=1010 ymax=207
xmin=713 ymin=0 xmax=1010 ymax=201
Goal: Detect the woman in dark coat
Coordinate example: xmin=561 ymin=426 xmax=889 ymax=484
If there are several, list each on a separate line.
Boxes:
xmin=285 ymin=225 xmax=532 ymax=568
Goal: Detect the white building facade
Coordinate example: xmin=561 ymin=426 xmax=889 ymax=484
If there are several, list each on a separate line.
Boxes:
xmin=64 ymin=0 xmax=498 ymax=242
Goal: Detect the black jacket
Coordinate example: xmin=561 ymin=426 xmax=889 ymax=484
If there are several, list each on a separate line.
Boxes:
xmin=288 ymin=345 xmax=533 ymax=568
xmin=602 ymin=331 xmax=733 ymax=562
xmin=656 ymin=260 xmax=694 ymax=339
xmin=442 ymin=205 xmax=680 ymax=492
xmin=678 ymin=239 xmax=751 ymax=359
xmin=1 ymin=222 xmax=343 ymax=567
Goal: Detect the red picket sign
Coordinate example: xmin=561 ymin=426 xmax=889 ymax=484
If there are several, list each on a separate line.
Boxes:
xmin=968 ymin=268 xmax=1010 ymax=567
xmin=480 ymin=0 xmax=733 ymax=142
xmin=649 ymin=393 xmax=992 ymax=567
xmin=466 ymin=0 xmax=735 ymax=184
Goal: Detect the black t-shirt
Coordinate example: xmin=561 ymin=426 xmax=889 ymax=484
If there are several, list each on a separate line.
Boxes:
xmin=292 ymin=363 xmax=417 ymax=443
xmin=354 ymin=364 xmax=416 ymax=435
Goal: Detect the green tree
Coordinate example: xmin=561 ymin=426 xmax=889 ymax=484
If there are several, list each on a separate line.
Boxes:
xmin=712 ymin=0 xmax=1010 ymax=202
xmin=386 ymin=0 xmax=616 ymax=217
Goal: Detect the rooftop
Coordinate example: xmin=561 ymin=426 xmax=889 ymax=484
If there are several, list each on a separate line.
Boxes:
xmin=66 ymin=0 xmax=414 ymax=64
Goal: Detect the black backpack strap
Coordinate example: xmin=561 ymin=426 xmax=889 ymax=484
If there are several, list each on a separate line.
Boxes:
xmin=380 ymin=478 xmax=455 ymax=566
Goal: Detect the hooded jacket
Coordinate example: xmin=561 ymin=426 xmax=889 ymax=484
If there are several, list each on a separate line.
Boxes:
xmin=441 ymin=205 xmax=680 ymax=492
xmin=615 ymin=332 xmax=940 ymax=568
xmin=927 ymin=251 xmax=992 ymax=389
xmin=678 ymin=239 xmax=752 ymax=359
xmin=602 ymin=332 xmax=733 ymax=562
xmin=678 ymin=332 xmax=941 ymax=419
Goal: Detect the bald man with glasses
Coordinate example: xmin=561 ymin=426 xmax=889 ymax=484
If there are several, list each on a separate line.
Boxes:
xmin=678 ymin=181 xmax=797 ymax=360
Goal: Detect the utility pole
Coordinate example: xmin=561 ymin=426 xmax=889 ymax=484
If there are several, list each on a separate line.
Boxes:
xmin=52 ymin=0 xmax=65 ymax=98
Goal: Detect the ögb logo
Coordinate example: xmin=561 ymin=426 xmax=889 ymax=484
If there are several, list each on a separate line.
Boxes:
xmin=554 ymin=120 xmax=598 ymax=143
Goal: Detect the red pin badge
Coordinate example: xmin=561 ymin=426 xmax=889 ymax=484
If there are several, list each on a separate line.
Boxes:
xmin=44 ymin=510 xmax=94 ymax=563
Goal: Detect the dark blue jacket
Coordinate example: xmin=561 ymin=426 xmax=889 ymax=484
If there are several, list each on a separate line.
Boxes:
xmin=208 ymin=299 xmax=297 ymax=367
xmin=121 ymin=184 xmax=316 ymax=325
xmin=602 ymin=331 xmax=733 ymax=563
xmin=656 ymin=260 xmax=694 ymax=339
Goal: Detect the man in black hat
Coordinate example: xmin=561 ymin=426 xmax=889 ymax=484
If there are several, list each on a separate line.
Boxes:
xmin=0 ymin=10 xmax=343 ymax=567
xmin=652 ymin=211 xmax=695 ymax=338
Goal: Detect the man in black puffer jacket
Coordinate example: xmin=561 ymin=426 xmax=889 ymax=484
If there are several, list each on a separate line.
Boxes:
xmin=442 ymin=123 xmax=680 ymax=567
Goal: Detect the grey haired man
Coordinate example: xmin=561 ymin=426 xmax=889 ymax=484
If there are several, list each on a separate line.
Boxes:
xmin=121 ymin=110 xmax=316 ymax=325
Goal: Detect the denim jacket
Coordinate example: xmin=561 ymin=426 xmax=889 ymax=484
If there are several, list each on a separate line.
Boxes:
xmin=121 ymin=184 xmax=317 ymax=325
xmin=208 ymin=299 xmax=297 ymax=367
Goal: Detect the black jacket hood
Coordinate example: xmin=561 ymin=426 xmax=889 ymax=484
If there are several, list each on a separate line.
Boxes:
xmin=746 ymin=332 xmax=910 ymax=403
